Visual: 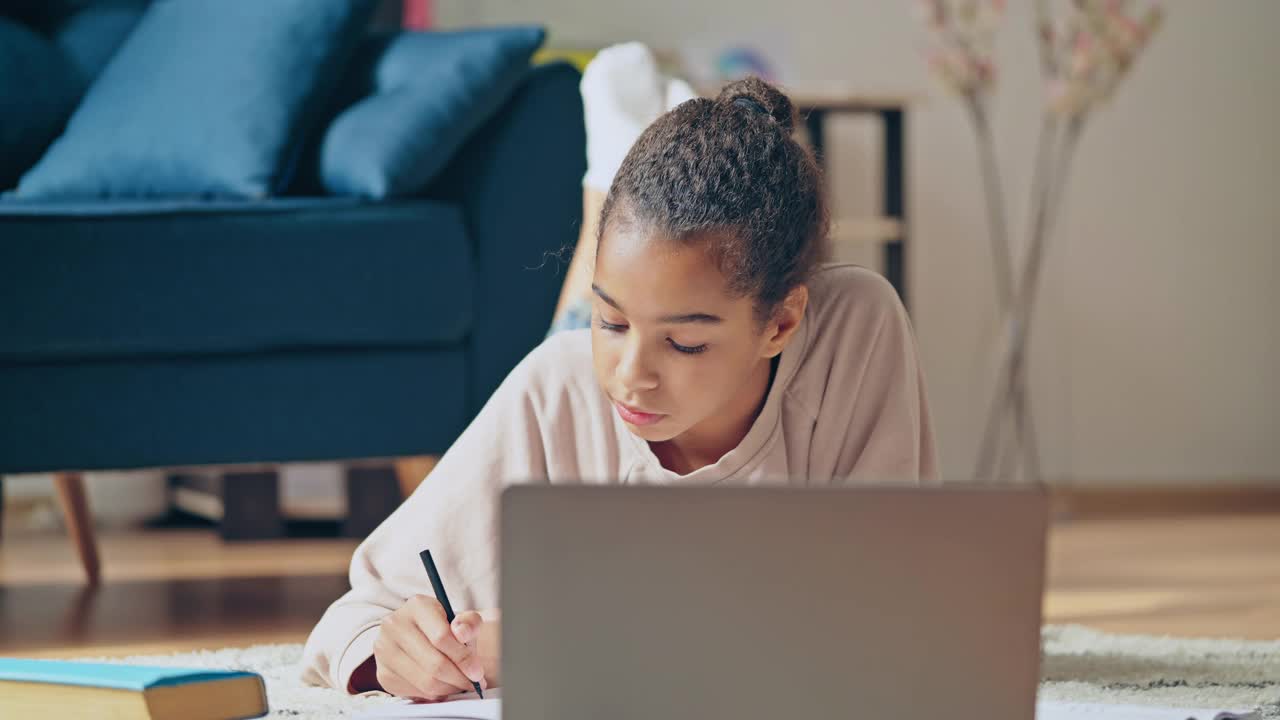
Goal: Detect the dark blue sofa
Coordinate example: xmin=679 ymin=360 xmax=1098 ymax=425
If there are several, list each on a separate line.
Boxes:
xmin=0 ymin=9 xmax=586 ymax=475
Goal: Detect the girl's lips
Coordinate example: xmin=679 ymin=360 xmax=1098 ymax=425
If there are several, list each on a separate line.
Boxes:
xmin=615 ymin=402 xmax=665 ymax=426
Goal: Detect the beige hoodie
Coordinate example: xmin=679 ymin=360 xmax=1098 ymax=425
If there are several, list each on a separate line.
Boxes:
xmin=301 ymin=264 xmax=938 ymax=692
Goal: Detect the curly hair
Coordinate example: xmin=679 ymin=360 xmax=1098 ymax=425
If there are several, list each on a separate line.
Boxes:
xmin=598 ymin=76 xmax=830 ymax=323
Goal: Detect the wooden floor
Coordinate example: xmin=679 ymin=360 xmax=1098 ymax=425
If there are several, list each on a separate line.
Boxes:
xmin=0 ymin=513 xmax=1276 ymax=659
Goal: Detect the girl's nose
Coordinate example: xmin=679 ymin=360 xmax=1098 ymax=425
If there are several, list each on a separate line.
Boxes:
xmin=616 ymin=336 xmax=659 ymax=392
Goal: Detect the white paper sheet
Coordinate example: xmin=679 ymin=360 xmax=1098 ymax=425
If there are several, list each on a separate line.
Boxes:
xmin=354 ymin=691 xmax=501 ymax=720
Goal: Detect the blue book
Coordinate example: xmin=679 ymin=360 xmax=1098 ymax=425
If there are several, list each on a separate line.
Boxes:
xmin=0 ymin=657 xmax=268 ymax=719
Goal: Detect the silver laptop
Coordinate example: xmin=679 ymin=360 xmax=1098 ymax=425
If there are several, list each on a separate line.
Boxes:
xmin=500 ymin=485 xmax=1048 ymax=720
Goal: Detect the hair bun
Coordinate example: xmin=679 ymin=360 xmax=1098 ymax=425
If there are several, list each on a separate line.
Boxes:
xmin=717 ymin=76 xmax=797 ymax=133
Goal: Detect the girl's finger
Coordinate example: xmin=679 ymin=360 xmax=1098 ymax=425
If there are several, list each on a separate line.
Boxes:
xmin=394 ymin=619 xmax=476 ymax=694
xmin=411 ymin=601 xmax=484 ymax=683
xmin=451 ymin=611 xmax=484 ymax=645
xmin=377 ymin=646 xmax=441 ymax=700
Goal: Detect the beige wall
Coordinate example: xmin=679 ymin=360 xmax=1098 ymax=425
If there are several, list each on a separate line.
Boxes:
xmin=441 ymin=1 xmax=1280 ymax=484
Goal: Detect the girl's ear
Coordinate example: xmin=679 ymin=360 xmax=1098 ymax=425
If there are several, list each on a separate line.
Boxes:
xmin=762 ymin=285 xmax=809 ymax=358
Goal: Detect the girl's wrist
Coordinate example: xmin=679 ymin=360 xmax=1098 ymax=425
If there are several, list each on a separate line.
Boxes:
xmin=478 ymin=612 xmax=502 ymax=687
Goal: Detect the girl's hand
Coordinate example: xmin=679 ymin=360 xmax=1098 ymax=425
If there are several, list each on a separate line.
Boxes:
xmin=369 ymin=595 xmax=489 ymax=701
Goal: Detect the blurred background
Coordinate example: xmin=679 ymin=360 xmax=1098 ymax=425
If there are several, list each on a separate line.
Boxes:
xmin=0 ymin=0 xmax=1275 ymax=660
xmin=476 ymin=0 xmax=1277 ymax=486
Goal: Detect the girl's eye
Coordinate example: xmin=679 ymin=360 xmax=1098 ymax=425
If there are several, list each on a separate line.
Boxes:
xmin=596 ymin=317 xmax=705 ymax=354
xmin=597 ymin=319 xmax=627 ymax=333
xmin=668 ymin=339 xmax=708 ymax=355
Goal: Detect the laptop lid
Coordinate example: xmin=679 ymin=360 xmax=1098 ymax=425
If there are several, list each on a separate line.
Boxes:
xmin=501 ymin=485 xmax=1048 ymax=720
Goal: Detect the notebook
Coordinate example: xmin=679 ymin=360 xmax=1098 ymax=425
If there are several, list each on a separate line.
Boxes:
xmin=354 ymin=695 xmax=1258 ymax=720
xmin=0 ymin=658 xmax=268 ymax=720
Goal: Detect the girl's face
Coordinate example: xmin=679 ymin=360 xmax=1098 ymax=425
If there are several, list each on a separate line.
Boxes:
xmin=590 ymin=225 xmax=803 ymax=446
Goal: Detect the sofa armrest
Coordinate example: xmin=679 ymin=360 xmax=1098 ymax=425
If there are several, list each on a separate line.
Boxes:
xmin=426 ymin=62 xmax=586 ymax=416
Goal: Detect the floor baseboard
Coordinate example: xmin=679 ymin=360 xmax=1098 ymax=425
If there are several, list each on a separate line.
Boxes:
xmin=1050 ymin=482 xmax=1280 ymax=518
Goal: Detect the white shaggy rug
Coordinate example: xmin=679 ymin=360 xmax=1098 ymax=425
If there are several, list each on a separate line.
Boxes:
xmin=83 ymin=625 xmax=1279 ymax=718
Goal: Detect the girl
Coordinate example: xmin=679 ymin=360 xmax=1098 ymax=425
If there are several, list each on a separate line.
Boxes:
xmin=302 ymin=77 xmax=938 ymax=700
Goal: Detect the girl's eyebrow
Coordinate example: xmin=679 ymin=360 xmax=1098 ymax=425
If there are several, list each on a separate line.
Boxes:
xmin=592 ymin=284 xmax=724 ymax=325
xmin=659 ymin=311 xmax=723 ymax=324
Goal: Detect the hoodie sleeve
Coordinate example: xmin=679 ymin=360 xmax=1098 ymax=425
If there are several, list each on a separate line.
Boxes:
xmin=299 ymin=348 xmax=552 ymax=693
xmin=811 ymin=267 xmax=939 ymax=484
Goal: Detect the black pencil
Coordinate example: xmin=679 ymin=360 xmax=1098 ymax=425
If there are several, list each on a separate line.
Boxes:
xmin=419 ymin=549 xmax=485 ymax=699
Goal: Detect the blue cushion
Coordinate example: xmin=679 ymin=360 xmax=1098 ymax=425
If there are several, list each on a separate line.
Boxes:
xmin=0 ymin=1 xmax=149 ymax=86
xmin=47 ymin=1 xmax=152 ymax=87
xmin=319 ymin=27 xmax=546 ymax=199
xmin=0 ymin=18 xmax=82 ymax=189
xmin=15 ymin=0 xmax=376 ymax=199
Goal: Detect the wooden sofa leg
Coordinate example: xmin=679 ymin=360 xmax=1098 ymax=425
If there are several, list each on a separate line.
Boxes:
xmin=53 ymin=472 xmax=101 ymax=586
xmin=394 ymin=456 xmax=439 ymax=500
